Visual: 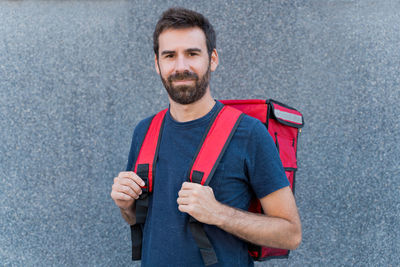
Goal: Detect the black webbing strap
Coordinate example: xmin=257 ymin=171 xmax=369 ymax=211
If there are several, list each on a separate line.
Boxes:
xmin=131 ymin=224 xmax=142 ymax=260
xmin=191 ymin=171 xmax=204 ymax=184
xmin=131 ymin=164 xmax=150 ymax=260
xmin=190 ymin=172 xmax=217 ymax=265
xmin=187 ymin=106 xmax=243 ymax=266
xmin=186 ymin=106 xmax=221 ymax=266
xmin=189 ymin=217 xmax=218 ymax=266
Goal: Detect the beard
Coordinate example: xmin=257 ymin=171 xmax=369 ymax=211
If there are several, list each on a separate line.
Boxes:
xmin=160 ymin=64 xmax=211 ymax=105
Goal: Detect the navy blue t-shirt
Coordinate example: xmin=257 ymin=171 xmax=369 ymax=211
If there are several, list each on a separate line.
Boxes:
xmin=126 ymin=101 xmax=289 ymax=267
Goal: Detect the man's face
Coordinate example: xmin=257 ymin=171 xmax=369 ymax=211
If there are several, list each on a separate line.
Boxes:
xmin=155 ymin=27 xmax=218 ymax=105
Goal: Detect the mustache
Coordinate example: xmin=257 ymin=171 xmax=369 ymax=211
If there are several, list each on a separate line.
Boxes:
xmin=168 ymin=71 xmax=199 ymax=82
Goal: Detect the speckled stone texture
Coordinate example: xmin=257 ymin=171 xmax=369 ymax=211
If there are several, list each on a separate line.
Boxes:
xmin=0 ymin=1 xmax=399 ymax=266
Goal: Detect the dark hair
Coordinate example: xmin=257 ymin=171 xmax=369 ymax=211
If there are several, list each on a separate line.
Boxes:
xmin=153 ymin=7 xmax=216 ymax=58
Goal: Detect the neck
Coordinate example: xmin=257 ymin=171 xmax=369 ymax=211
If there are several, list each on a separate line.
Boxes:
xmin=168 ymin=90 xmax=216 ymax=122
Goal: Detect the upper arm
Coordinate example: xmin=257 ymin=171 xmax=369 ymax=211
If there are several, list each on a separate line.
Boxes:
xmin=259 ymin=186 xmax=301 ymax=226
xmin=245 ymin=119 xmax=290 ymax=198
xmin=125 ymin=117 xmax=154 ymax=172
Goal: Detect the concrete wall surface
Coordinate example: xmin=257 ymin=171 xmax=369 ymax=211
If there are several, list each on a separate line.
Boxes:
xmin=1 ymin=0 xmax=399 ymax=266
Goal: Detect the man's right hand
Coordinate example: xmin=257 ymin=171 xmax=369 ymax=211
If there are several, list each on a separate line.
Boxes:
xmin=111 ymin=171 xmax=145 ymax=210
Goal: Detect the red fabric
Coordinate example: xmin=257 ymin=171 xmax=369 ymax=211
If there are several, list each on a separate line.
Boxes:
xmin=220 ymin=99 xmax=268 ymax=123
xmin=190 ymin=106 xmax=243 ymax=185
xmin=223 ymin=99 xmax=299 ymax=260
xmin=261 ymin=247 xmax=288 ymax=258
xmin=285 ymin=171 xmax=295 ymax=191
xmin=220 ymin=99 xmax=266 ymax=105
xmin=268 ymin=119 xmax=298 ymax=169
xmin=134 ymin=109 xmax=167 ymax=192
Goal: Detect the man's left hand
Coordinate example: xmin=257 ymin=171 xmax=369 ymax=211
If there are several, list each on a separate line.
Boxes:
xmin=177 ymin=182 xmax=222 ymax=225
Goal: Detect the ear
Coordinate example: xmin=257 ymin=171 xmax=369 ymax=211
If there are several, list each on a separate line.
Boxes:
xmin=155 ymin=54 xmax=160 ymax=74
xmin=210 ymin=49 xmax=219 ymax=72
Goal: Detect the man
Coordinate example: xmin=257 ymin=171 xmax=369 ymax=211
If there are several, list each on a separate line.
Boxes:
xmin=111 ymin=7 xmax=301 ymax=266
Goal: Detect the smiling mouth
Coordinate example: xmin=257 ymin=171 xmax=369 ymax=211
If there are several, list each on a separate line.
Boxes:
xmin=173 ymin=79 xmax=195 ymax=83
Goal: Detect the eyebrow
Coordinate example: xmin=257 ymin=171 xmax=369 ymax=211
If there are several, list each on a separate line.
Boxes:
xmin=160 ymin=48 xmax=202 ymax=56
xmin=186 ymin=48 xmax=202 ymax=53
xmin=161 ymin=50 xmax=175 ymax=56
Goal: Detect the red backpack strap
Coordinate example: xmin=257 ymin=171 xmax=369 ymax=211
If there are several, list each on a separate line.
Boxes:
xmin=188 ymin=104 xmax=244 ymax=266
xmin=131 ymin=108 xmax=167 ymax=261
xmin=188 ymin=105 xmax=244 ymax=185
xmin=134 ymin=108 xmax=167 ymax=193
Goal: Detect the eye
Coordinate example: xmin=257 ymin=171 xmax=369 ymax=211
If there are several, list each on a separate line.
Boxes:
xmin=189 ymin=52 xmax=198 ymax=57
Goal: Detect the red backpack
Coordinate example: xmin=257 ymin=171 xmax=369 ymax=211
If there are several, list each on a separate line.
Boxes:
xmin=131 ymin=99 xmax=304 ymax=265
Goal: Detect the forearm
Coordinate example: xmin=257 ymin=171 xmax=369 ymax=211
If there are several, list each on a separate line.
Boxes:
xmin=120 ymin=204 xmax=136 ymax=225
xmin=214 ymin=203 xmax=301 ymax=250
xmin=177 ymin=183 xmax=301 ymax=249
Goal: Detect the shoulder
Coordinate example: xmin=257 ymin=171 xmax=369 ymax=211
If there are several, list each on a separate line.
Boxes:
xmin=132 ymin=113 xmax=157 ymax=140
xmin=125 ymin=113 xmax=159 ymax=171
xmin=222 ymin=112 xmax=273 ymax=156
xmin=224 ymin=112 xmax=276 ymax=165
xmin=240 ymin=114 xmax=267 ymax=131
xmin=234 ymin=113 xmax=271 ymax=142
xmin=129 ymin=113 xmax=158 ymax=153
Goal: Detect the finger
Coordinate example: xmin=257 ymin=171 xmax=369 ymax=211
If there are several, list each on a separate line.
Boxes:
xmin=117 ymin=178 xmax=143 ymax=196
xmin=118 ymin=185 xmax=141 ymax=199
xmin=130 ymin=173 xmax=146 ymax=187
xmin=177 ymin=196 xmax=190 ymax=205
xmin=178 ymin=189 xmax=191 ymax=198
xmin=181 ymin=181 xmax=200 ymax=190
xmin=111 ymin=190 xmax=134 ymax=201
xmin=115 ymin=174 xmax=144 ymax=194
xmin=117 ymin=171 xmax=136 ymax=179
xmin=118 ymin=172 xmax=146 ymax=187
xmin=178 ymin=203 xmax=191 ymax=214
xmin=114 ymin=183 xmax=140 ymax=199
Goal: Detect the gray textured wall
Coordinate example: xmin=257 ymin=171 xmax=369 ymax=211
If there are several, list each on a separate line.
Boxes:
xmin=1 ymin=1 xmax=399 ymax=266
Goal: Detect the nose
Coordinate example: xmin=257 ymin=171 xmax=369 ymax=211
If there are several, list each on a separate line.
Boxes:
xmin=174 ymin=55 xmax=189 ymax=73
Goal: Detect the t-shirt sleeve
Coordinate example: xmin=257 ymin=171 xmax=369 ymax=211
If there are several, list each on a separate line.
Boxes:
xmin=125 ymin=128 xmax=137 ymax=172
xmin=245 ymin=119 xmax=290 ymax=199
xmin=125 ymin=117 xmax=153 ymax=172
